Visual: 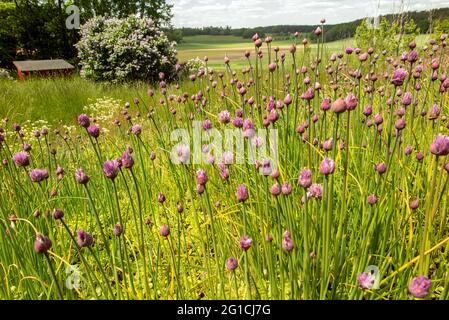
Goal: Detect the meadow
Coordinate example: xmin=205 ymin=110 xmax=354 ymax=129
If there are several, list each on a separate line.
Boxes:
xmin=1 ymin=30 xmax=449 ymax=300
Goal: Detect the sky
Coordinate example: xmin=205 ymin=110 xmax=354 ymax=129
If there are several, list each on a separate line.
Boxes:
xmin=171 ymin=0 xmax=449 ymax=28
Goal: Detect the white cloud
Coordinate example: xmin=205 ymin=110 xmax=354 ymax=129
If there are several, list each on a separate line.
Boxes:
xmin=170 ymin=0 xmax=449 ymax=27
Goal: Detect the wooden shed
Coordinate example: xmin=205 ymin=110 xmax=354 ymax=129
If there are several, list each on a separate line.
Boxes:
xmin=12 ymin=59 xmax=75 ymax=80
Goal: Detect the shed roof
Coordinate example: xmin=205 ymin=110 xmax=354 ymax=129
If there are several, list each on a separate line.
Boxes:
xmin=13 ymin=59 xmax=74 ymax=72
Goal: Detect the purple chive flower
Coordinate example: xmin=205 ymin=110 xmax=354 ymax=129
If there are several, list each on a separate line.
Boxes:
xmin=404 ymin=145 xmax=413 ymax=155
xmin=374 ymin=113 xmax=383 ymax=125
xmin=309 ymin=183 xmax=323 ymax=199
xmin=196 ymin=169 xmax=208 ymax=185
xmin=121 ymin=151 xmax=134 ymax=169
xmin=226 ymin=257 xmax=238 ymax=271
xmin=429 ymin=104 xmax=440 ymax=119
xmin=23 ymin=142 xmax=31 ymax=152
xmin=157 ymin=192 xmax=166 ymax=203
xmin=357 ymin=272 xmax=376 ymax=289
xmin=196 ymin=184 xmax=205 ymax=194
xmin=174 ymin=144 xmax=190 ymax=164
xmin=160 ymin=224 xmax=170 ymax=237
xmin=416 ymin=151 xmax=424 ymax=161
xmin=320 ymin=98 xmax=331 ymax=111
xmin=202 ymin=118 xmax=212 ymax=131
xmin=12 ymin=152 xmax=30 ymax=167
xmin=301 ymin=88 xmax=314 ymax=100
xmin=345 ymin=47 xmax=353 ymax=54
xmin=268 ymin=62 xmax=276 ymax=72
xmin=131 ymin=124 xmax=142 ymax=136
xmin=236 ymin=184 xmax=249 ymax=202
xmin=30 ymin=169 xmax=49 ymax=183
xmin=430 ymin=135 xmax=449 ymax=156
xmin=402 ymin=92 xmax=412 ymax=106
xmin=87 ymin=124 xmax=100 ymax=138
xmin=218 ymin=110 xmax=231 ymax=124
xmin=367 ymin=194 xmax=377 ymax=205
xmin=75 ymin=169 xmax=90 ymax=184
xmin=12 ymin=123 xmax=21 ymax=132
xmin=270 ymin=183 xmax=281 ymax=196
xmin=323 ymin=138 xmax=333 ymax=151
xmin=78 ymin=114 xmax=90 ymax=128
xmin=52 ymin=209 xmax=64 ymax=220
xmin=114 ymin=224 xmax=122 ymax=237
xmin=332 ymin=98 xmax=347 ymax=114
xmin=282 ymin=231 xmax=294 ymax=252
xmin=239 ymin=235 xmax=252 ymax=251
xmin=298 ymin=169 xmax=312 ymax=188
xmin=281 ymin=182 xmax=293 ymax=196
xmin=391 ymin=68 xmax=407 ymax=86
xmin=77 ymin=230 xmax=94 ymax=248
xmin=375 ymin=163 xmax=387 ymax=174
xmin=345 ymin=93 xmax=358 ymax=110
xmin=410 ymin=198 xmax=419 ymax=210
xmin=319 ymin=158 xmax=335 ymax=175
xmin=34 ymin=234 xmax=52 ymax=254
xmin=408 ymin=276 xmax=432 ymax=298
xmin=395 ymin=118 xmax=406 ymax=131
xmin=284 ymin=94 xmax=292 ymax=106
xmin=103 ymin=160 xmax=120 ymax=180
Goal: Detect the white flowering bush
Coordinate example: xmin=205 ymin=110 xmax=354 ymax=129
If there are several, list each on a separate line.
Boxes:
xmin=182 ymin=57 xmax=206 ymax=76
xmin=76 ymin=16 xmax=178 ymax=83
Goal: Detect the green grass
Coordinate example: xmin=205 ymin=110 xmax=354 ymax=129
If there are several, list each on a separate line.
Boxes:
xmin=0 ymin=77 xmax=150 ymax=125
xmin=177 ymin=35 xmax=354 ymax=69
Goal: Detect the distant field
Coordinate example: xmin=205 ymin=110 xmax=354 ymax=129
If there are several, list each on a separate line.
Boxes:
xmin=177 ymin=34 xmax=432 ymax=69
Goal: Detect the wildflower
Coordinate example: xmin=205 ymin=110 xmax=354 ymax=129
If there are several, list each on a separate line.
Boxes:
xmin=404 ymin=145 xmax=413 ymax=155
xmin=320 ymin=98 xmax=331 ymax=111
xmin=319 ymin=158 xmax=335 ymax=175
xmin=34 ymin=234 xmax=52 ymax=254
xmin=160 ymin=224 xmax=170 ymax=237
xmin=226 ymin=257 xmax=238 ymax=271
xmin=284 ymin=94 xmax=292 ymax=106
xmin=87 ymin=124 xmax=100 ymax=138
xmin=270 ymin=183 xmax=281 ymax=196
xmin=323 ymin=138 xmax=333 ymax=151
xmin=375 ymin=163 xmax=387 ymax=174
xmin=196 ymin=169 xmax=208 ymax=185
xmin=239 ymin=235 xmax=252 ymax=251
xmin=402 ymin=92 xmax=412 ymax=106
xmin=75 ymin=169 xmax=90 ymax=184
xmin=301 ymin=88 xmax=314 ymax=100
xmin=158 ymin=192 xmax=166 ymax=203
xmin=429 ymin=104 xmax=440 ymax=119
xmin=52 ymin=209 xmax=64 ymax=220
xmin=281 ymin=182 xmax=293 ymax=196
xmin=395 ymin=119 xmax=406 ymax=131
xmin=268 ymin=62 xmax=276 ymax=72
xmin=114 ymin=224 xmax=122 ymax=237
xmin=430 ymin=135 xmax=449 ymax=156
xmin=298 ymin=169 xmax=312 ymax=188
xmin=77 ymin=230 xmax=94 ymax=248
xmin=236 ymin=184 xmax=249 ymax=202
xmin=12 ymin=152 xmax=30 ymax=167
xmin=121 ymin=151 xmax=134 ymax=169
xmin=30 ymin=169 xmax=49 ymax=183
xmin=78 ymin=114 xmax=90 ymax=128
xmin=331 ymin=98 xmax=347 ymax=114
xmin=131 ymin=124 xmax=142 ymax=136
xmin=367 ymin=194 xmax=377 ymax=205
xmin=174 ymin=144 xmax=190 ymax=164
xmin=416 ymin=151 xmax=424 ymax=161
xmin=103 ymin=160 xmax=120 ymax=180
xmin=218 ymin=110 xmax=231 ymax=124
xmin=345 ymin=93 xmax=358 ymax=110
xmin=282 ymin=230 xmax=294 ymax=252
xmin=391 ymin=68 xmax=406 ymax=86
xmin=357 ymin=272 xmax=375 ymax=289
xmin=309 ymin=184 xmax=323 ymax=199
xmin=408 ymin=276 xmax=432 ymax=298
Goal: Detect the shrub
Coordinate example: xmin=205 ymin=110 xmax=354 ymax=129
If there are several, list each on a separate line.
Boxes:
xmin=76 ymin=16 xmax=178 ymax=83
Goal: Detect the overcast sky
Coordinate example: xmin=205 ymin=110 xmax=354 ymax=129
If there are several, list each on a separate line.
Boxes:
xmin=171 ymin=0 xmax=449 ymax=28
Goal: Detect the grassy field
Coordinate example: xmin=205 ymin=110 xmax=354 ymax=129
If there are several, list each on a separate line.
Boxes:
xmin=0 ymin=77 xmax=150 ymax=125
xmin=176 ymin=34 xmax=432 ymax=69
